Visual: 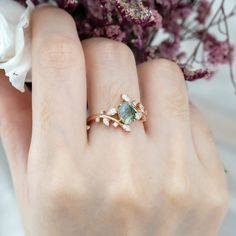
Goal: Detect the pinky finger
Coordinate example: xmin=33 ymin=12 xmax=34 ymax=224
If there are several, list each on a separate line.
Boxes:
xmin=189 ymin=102 xmax=225 ymax=174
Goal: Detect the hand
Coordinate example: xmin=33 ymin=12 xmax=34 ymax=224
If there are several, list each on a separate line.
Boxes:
xmin=0 ymin=7 xmax=227 ymax=236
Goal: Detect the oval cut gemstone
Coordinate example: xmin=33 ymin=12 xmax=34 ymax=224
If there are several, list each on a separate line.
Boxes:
xmin=118 ymin=102 xmax=136 ymax=124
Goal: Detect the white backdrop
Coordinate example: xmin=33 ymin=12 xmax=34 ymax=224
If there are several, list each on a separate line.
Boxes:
xmin=0 ymin=1 xmax=236 ymax=235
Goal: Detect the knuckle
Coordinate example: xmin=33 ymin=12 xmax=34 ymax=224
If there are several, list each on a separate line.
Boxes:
xmin=166 ymin=90 xmax=189 ymax=119
xmin=164 ymin=171 xmax=192 ymax=210
xmin=109 ymin=191 xmax=139 ymax=208
xmin=39 ymin=35 xmax=81 ymax=69
xmin=108 ymin=192 xmax=145 ymax=219
xmin=208 ymin=189 xmax=228 ymax=213
xmin=29 ymin=149 xmax=85 ymax=207
xmin=107 ymin=177 xmax=144 ymax=213
xmin=82 ymin=37 xmax=135 ymax=64
xmin=165 ymin=183 xmax=190 ymax=210
xmin=40 ymin=175 xmax=86 ymax=210
xmin=44 ymin=180 xmax=68 ymax=203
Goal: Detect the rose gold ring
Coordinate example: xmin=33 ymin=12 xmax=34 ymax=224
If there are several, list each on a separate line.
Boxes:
xmin=87 ymin=94 xmax=147 ymax=132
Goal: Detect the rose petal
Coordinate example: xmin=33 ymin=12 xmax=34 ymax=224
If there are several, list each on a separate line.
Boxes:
xmin=0 ymin=0 xmax=57 ymax=92
xmin=0 ymin=0 xmax=34 ymax=92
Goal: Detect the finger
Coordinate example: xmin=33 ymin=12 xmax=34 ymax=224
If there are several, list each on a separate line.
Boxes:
xmin=0 ymin=71 xmax=31 ymax=185
xmin=137 ymin=59 xmax=192 ymax=144
xmin=31 ymin=7 xmax=87 ymax=157
xmin=189 ymin=102 xmax=225 ymax=173
xmin=82 ymin=38 xmax=145 ymax=139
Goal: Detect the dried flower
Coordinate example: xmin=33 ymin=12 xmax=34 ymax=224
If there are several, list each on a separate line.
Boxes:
xmin=159 ymin=38 xmax=180 ymax=60
xmin=10 ymin=0 xmax=236 ymax=92
xmin=196 ymin=0 xmax=211 ymax=24
xmin=179 ymin=64 xmax=213 ymax=81
xmin=202 ymin=33 xmax=234 ymax=65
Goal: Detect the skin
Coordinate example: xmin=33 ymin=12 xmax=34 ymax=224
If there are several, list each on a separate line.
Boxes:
xmin=0 ymin=7 xmax=228 ymax=236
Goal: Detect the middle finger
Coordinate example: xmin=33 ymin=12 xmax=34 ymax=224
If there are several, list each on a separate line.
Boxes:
xmin=82 ymin=38 xmax=145 ymax=140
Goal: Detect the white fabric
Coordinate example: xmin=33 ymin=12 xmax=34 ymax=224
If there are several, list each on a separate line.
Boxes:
xmin=0 ymin=0 xmax=34 ymax=92
xmin=0 ymin=0 xmax=57 ymax=92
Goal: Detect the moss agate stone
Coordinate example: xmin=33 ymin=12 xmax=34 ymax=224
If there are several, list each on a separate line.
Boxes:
xmin=118 ymin=102 xmax=136 ymax=125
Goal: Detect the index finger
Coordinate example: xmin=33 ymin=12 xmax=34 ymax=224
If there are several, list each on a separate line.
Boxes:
xmin=31 ymin=7 xmax=87 ymax=160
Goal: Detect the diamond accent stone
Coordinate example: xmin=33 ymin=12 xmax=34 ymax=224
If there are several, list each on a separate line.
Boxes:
xmin=118 ymin=102 xmax=136 ymax=125
xmin=132 ymin=100 xmax=138 ymax=106
xmin=139 ymin=103 xmax=145 ymax=112
xmin=87 ymin=125 xmax=90 ymax=130
xmin=103 ymin=118 xmax=110 ymax=126
xmin=112 ymin=122 xmax=119 ymax=128
xmin=122 ymin=124 xmax=131 ymax=132
xmin=121 ymin=94 xmax=130 ymax=102
xmin=135 ymin=112 xmax=142 ymax=120
xmin=107 ymin=108 xmax=117 ymax=116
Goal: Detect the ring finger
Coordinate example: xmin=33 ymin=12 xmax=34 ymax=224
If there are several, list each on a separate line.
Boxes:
xmin=82 ymin=38 xmax=145 ymax=140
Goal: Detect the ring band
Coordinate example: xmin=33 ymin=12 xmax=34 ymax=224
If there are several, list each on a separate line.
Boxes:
xmin=87 ymin=94 xmax=147 ymax=132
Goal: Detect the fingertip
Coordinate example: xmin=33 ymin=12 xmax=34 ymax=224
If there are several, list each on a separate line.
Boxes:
xmin=32 ymin=6 xmax=78 ymax=41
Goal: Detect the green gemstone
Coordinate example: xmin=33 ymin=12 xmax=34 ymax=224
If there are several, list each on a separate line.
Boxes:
xmin=118 ymin=102 xmax=136 ymax=125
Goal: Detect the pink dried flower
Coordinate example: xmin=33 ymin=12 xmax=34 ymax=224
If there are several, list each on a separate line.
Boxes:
xmin=156 ymin=0 xmax=179 ymax=10
xmin=14 ymin=0 xmax=236 ymax=91
xmin=172 ymin=3 xmax=192 ymax=18
xmin=179 ymin=65 xmax=213 ymax=81
xmin=131 ymin=37 xmax=143 ymax=50
xmin=148 ymin=9 xmax=162 ymax=28
xmin=196 ymin=0 xmax=211 ymax=24
xmin=159 ymin=38 xmax=180 ymax=60
xmin=93 ymin=25 xmax=126 ymax=41
xmin=116 ymin=0 xmax=162 ymax=27
xmin=133 ymin=25 xmax=144 ymax=37
xmin=202 ymin=33 xmax=234 ymax=65
xmin=58 ymin=0 xmax=80 ymax=12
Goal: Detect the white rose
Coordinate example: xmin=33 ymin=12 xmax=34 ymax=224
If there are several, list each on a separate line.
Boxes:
xmin=0 ymin=0 xmax=35 ymax=92
xmin=0 ymin=0 xmax=57 ymax=92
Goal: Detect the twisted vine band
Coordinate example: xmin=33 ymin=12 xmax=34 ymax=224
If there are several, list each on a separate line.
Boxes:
xmin=87 ymin=94 xmax=147 ymax=132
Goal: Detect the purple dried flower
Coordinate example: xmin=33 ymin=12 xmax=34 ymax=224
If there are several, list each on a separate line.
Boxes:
xmin=196 ymin=0 xmax=211 ymax=24
xmin=93 ymin=25 xmax=126 ymax=41
xmin=202 ymin=33 xmax=234 ymax=65
xmin=13 ymin=0 xmax=236 ymax=90
xmin=85 ymin=0 xmax=104 ymax=19
xmin=58 ymin=0 xmax=80 ymax=12
xmin=116 ymin=0 xmax=162 ymax=27
xmin=159 ymin=38 xmax=180 ymax=60
xmin=133 ymin=25 xmax=144 ymax=37
xmin=155 ymin=0 xmax=179 ymax=10
xmin=148 ymin=9 xmax=162 ymax=28
xmin=179 ymin=65 xmax=213 ymax=81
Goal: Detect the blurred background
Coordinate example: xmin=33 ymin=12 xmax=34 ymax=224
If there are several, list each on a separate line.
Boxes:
xmin=0 ymin=1 xmax=236 ymax=236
